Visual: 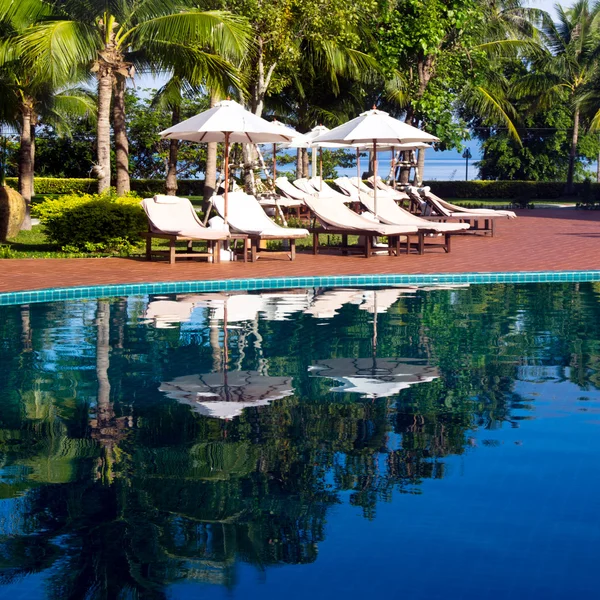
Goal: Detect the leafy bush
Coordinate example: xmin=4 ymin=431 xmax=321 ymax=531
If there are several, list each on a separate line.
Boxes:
xmin=422 ymin=180 xmax=600 ymax=199
xmin=35 ymin=192 xmax=146 ymax=253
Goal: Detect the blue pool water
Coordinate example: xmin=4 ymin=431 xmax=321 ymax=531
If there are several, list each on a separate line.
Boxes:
xmin=0 ymin=283 xmax=599 ymax=599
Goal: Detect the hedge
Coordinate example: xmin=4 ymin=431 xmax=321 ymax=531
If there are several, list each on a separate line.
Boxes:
xmin=7 ymin=177 xmax=206 ymax=197
xmin=421 ymin=180 xmax=599 ymax=199
xmin=13 ymin=176 xmax=596 ymax=200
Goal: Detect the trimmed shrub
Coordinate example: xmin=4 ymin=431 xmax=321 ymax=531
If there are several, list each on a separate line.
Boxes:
xmin=5 ymin=177 xmax=207 ymax=198
xmin=422 ymin=180 xmax=598 ymax=199
xmin=35 ymin=192 xmax=146 ymax=253
xmin=6 ymin=177 xmax=97 ymax=195
xmin=131 ymin=179 xmax=205 ymax=196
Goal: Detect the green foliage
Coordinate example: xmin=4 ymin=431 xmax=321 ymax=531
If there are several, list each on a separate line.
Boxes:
xmin=5 ymin=177 xmax=97 ymax=194
xmin=35 ymin=192 xmax=146 ymax=253
xmin=423 ymin=179 xmax=600 ymax=199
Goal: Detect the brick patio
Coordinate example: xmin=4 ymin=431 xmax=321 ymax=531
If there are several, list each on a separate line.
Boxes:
xmin=1 ymin=209 xmax=599 ymax=293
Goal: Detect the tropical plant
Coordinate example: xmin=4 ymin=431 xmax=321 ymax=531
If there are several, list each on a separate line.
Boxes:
xmin=4 ymin=0 xmax=251 ymax=195
xmin=0 ymin=5 xmax=95 ymax=228
xmin=513 ymin=0 xmax=600 ymax=192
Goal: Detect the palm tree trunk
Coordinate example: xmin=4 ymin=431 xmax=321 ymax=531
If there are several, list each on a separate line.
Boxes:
xmin=97 ymin=71 xmax=113 ymax=193
xmin=18 ymin=101 xmax=33 ymax=230
xmin=566 ymin=107 xmax=580 ymax=194
xmin=166 ymin=106 xmax=180 ymax=196
xmin=30 ymin=124 xmax=35 ymax=197
xmin=203 ymin=93 xmax=219 ymax=208
xmin=296 ymin=149 xmax=303 ymax=179
xmin=416 ymin=148 xmax=425 ymax=185
xmin=302 ymin=149 xmax=309 ymax=179
xmin=113 ymin=75 xmax=130 ymax=195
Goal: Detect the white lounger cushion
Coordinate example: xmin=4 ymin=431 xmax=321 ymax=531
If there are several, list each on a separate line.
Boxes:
xmin=142 ymin=197 xmax=229 ymax=239
xmin=413 ymin=188 xmax=516 ymax=219
xmin=307 ymin=177 xmax=355 ymax=203
xmin=303 ymin=196 xmax=416 ymax=236
xmin=425 ymin=190 xmax=517 ymax=219
xmin=275 ymin=177 xmax=315 ymax=201
xmin=213 ymin=192 xmax=309 ymax=238
xmin=358 ymin=194 xmax=470 ymax=232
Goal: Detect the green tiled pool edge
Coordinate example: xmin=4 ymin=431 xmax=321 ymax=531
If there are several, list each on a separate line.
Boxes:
xmin=1 ymin=270 xmax=599 ymax=306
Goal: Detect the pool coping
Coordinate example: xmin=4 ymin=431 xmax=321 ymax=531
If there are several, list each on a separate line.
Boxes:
xmin=1 ymin=270 xmax=599 ymax=306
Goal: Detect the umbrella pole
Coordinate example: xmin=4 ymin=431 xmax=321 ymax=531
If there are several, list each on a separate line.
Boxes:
xmin=272 ymin=143 xmax=277 ymax=190
xmin=319 ymin=147 xmax=323 ymax=190
xmin=372 ymin=291 xmax=378 ymax=372
xmin=356 ymin=147 xmax=360 ymax=184
xmin=373 ymin=140 xmax=378 ymax=216
xmin=224 ymin=132 xmax=230 ymax=225
xmin=311 ymin=147 xmax=317 ymax=178
xmin=391 ymin=147 xmax=396 ymax=189
xmin=223 ymin=299 xmax=229 ymax=401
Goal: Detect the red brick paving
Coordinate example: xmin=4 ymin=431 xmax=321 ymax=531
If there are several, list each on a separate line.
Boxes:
xmin=1 ymin=209 xmax=599 ymax=293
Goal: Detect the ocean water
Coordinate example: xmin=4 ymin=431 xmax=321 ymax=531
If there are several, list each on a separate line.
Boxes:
xmin=0 ymin=283 xmax=599 ymax=599
xmin=336 ymin=157 xmax=480 ymax=181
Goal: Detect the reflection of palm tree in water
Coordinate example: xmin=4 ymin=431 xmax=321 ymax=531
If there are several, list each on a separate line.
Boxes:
xmin=89 ymin=300 xmax=129 ymax=482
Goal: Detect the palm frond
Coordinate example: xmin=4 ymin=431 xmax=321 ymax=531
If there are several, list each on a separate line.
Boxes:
xmin=18 ymin=20 xmax=100 ymax=85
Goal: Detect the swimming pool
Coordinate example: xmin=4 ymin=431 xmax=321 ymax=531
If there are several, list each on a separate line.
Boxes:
xmin=0 ymin=282 xmax=599 ymax=598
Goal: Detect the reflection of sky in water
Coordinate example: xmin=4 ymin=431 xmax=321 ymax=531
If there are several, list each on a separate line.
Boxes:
xmin=1 ymin=283 xmax=600 ymax=599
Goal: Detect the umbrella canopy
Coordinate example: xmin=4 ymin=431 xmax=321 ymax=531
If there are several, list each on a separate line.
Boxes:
xmin=313 ymin=108 xmax=438 ymax=214
xmin=160 ymin=99 xmax=294 ymax=223
xmin=309 ymin=358 xmax=439 ymax=399
xmin=159 ymin=372 xmax=294 ymax=419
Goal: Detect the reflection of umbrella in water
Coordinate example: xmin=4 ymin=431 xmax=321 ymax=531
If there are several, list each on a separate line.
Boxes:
xmin=309 ymin=289 xmax=438 ymax=398
xmin=309 ymin=358 xmax=438 ymax=399
xmin=159 ymin=371 xmax=294 ymax=419
xmin=158 ymin=294 xmax=295 ymax=419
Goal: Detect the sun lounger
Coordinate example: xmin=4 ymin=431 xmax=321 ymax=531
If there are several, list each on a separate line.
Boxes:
xmin=407 ymin=187 xmax=505 ymax=236
xmin=275 ymin=176 xmax=316 ymax=202
xmin=425 ymin=189 xmax=517 ymax=219
xmin=213 ymin=191 xmax=309 ymax=261
xmin=356 ymin=193 xmax=470 ymax=254
xmin=308 ymin=177 xmax=355 ymax=203
xmin=368 ymin=176 xmax=412 ymax=205
xmin=142 ymin=196 xmax=246 ymax=264
xmin=303 ymin=196 xmax=418 ymax=258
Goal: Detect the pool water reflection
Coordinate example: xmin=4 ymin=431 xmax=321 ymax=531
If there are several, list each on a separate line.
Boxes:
xmin=0 ymin=283 xmax=599 ymax=599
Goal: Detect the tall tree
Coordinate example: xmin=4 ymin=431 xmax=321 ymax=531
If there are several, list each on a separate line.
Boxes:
xmin=514 ymin=0 xmax=600 ymax=192
xmin=0 ymin=9 xmax=94 ymax=228
xmin=6 ymin=0 xmax=250 ymax=194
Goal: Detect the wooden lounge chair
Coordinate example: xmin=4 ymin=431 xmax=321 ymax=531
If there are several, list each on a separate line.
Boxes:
xmin=303 ymin=196 xmax=417 ymax=258
xmin=213 ymin=192 xmax=309 ymax=261
xmin=406 ymin=187 xmax=507 ymax=236
xmin=141 ymin=196 xmax=247 ymax=264
xmin=356 ymin=193 xmax=470 ymax=254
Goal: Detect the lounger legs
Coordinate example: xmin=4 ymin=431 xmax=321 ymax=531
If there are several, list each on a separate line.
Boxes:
xmin=169 ymin=239 xmax=176 ymax=264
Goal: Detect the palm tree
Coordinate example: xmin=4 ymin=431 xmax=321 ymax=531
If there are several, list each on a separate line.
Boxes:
xmin=4 ymin=0 xmax=250 ymax=194
xmin=0 ymin=14 xmax=94 ymax=228
xmin=514 ymin=0 xmax=600 ymax=192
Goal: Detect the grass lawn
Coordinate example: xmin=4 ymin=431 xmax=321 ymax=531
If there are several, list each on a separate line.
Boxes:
xmin=0 ymin=224 xmax=358 ymax=258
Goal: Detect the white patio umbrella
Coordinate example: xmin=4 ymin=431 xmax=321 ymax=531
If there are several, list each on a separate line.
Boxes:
xmin=284 ymin=125 xmax=341 ymax=188
xmin=313 ymin=107 xmax=439 ymax=215
xmin=268 ymin=121 xmax=310 ymax=186
xmin=160 ymin=99 xmax=294 ymax=224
